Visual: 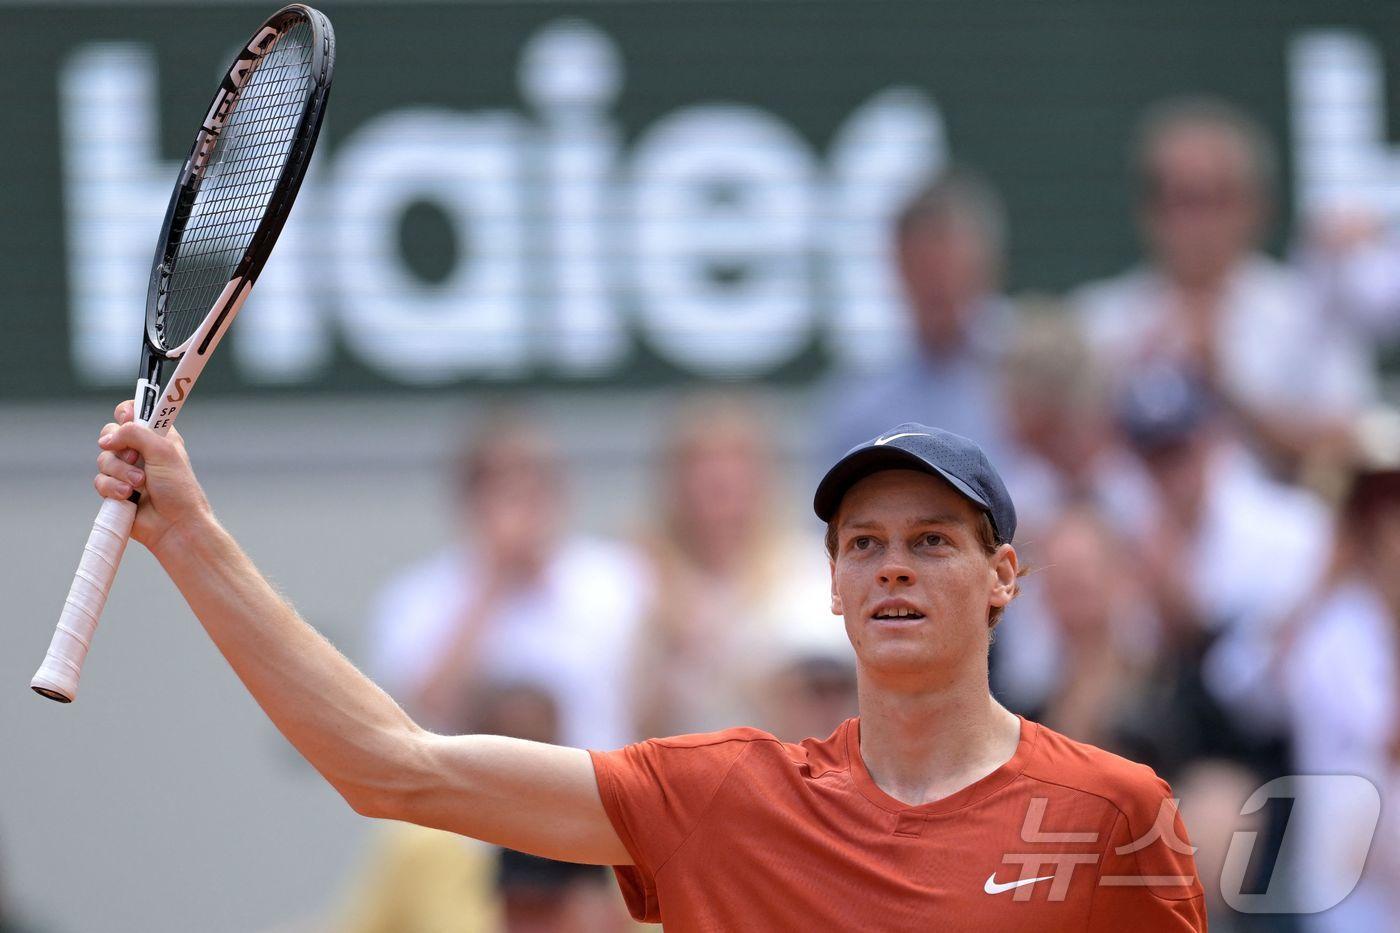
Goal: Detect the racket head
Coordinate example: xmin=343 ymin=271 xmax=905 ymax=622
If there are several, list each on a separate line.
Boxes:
xmin=145 ymin=3 xmax=335 ymax=357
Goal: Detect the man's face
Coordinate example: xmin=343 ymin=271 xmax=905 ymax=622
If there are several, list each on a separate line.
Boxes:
xmin=464 ymin=447 xmax=565 ymax=580
xmin=828 ymin=470 xmax=1015 ymax=683
xmin=896 ymin=217 xmax=994 ymax=345
xmin=673 ymin=433 xmax=767 ymax=537
xmin=1140 ymin=124 xmax=1265 ymax=286
xmin=1042 ymin=510 xmax=1117 ymax=638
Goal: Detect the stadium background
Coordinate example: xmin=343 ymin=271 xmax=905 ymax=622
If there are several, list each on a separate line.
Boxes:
xmin=2 ymin=1 xmax=1399 ymax=930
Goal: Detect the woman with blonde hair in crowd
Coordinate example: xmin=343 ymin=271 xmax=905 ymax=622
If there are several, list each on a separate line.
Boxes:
xmin=631 ymin=395 xmax=850 ymax=741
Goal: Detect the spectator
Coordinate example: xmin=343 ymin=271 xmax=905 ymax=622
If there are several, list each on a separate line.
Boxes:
xmin=367 ymin=411 xmax=648 ymax=749
xmin=1171 ymin=760 xmax=1273 ymax=933
xmin=631 ymin=396 xmax=837 ymax=738
xmin=1105 ymin=367 xmax=1341 ymax=931
xmin=996 ymin=304 xmax=1157 ymax=541
xmin=1075 ymin=97 xmax=1376 ymax=471
xmin=1117 ymin=366 xmax=1329 ymax=642
xmin=989 ymin=306 xmax=1157 ymax=716
xmin=340 ymin=819 xmax=498 ymax=933
xmin=495 ymin=847 xmax=623 ymax=933
xmin=818 ymin=167 xmax=1016 ymax=466
xmin=1208 ymin=412 xmax=1400 ymax=931
xmin=760 ymin=653 xmax=859 ymax=746
xmin=1011 ymin=502 xmax=1158 ymax=755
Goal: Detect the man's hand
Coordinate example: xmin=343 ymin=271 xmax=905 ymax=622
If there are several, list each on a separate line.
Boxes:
xmin=94 ymin=400 xmax=212 ymax=553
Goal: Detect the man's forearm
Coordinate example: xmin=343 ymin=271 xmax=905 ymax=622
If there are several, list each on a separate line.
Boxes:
xmin=154 ymin=515 xmax=426 ymax=810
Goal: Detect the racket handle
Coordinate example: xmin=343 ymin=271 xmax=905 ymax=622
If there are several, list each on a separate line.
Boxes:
xmin=31 ymin=497 xmax=138 ymax=702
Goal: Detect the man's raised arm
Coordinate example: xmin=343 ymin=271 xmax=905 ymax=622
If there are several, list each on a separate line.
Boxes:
xmin=93 ymin=402 xmax=630 ymax=866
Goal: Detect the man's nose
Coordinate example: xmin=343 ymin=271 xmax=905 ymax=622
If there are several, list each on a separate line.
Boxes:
xmin=877 ymin=559 xmax=916 ymax=586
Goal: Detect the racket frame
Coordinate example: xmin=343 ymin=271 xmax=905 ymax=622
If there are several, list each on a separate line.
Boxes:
xmin=31 ymin=3 xmax=335 ymax=703
xmin=136 ymin=2 xmax=334 ymax=432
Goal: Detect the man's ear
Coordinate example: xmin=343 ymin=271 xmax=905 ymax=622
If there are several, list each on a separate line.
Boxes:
xmin=829 ymin=559 xmax=844 ymax=615
xmin=989 ymin=543 xmax=1019 ymax=608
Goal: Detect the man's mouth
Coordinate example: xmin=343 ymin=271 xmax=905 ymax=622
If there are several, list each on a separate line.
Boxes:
xmin=872 ymin=607 xmax=925 ymax=620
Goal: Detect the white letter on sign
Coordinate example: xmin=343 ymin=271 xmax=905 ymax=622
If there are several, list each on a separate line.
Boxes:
xmin=629 ymin=104 xmax=817 ymax=377
xmin=330 ymin=108 xmax=530 ymax=383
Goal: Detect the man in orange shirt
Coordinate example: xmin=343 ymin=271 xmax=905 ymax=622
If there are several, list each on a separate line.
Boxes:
xmin=94 ymin=409 xmax=1206 ymax=931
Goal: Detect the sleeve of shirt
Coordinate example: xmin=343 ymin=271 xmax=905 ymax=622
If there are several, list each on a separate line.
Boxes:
xmin=589 ymin=731 xmax=759 ymax=922
xmin=1086 ymin=785 xmax=1207 ymax=932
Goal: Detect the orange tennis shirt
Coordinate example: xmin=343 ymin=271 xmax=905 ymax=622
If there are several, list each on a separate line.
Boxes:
xmin=590 ymin=716 xmax=1206 ymax=931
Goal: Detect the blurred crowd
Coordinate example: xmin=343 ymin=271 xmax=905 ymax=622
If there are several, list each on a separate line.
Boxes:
xmin=327 ymin=96 xmax=1400 ymax=931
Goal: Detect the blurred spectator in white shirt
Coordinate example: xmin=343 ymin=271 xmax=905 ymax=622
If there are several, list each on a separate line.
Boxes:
xmin=1075 ymin=97 xmax=1376 ymax=471
xmin=367 ymin=412 xmax=648 ymax=749
xmin=632 ymin=396 xmax=839 ymax=739
xmin=818 ymin=167 xmax=1015 ymax=467
xmin=1116 ymin=366 xmax=1330 ymax=639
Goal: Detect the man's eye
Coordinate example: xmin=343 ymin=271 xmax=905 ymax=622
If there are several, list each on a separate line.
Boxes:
xmin=922 ymin=533 xmax=945 ymax=547
xmin=852 ymin=536 xmax=873 ymax=550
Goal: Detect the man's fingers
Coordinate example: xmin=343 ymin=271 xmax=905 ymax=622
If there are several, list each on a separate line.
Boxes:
xmin=98 ymin=421 xmax=171 ymax=462
xmin=115 ymin=400 xmax=134 ymax=424
xmin=93 ymin=473 xmax=133 ymax=500
xmin=97 ymin=450 xmax=145 ymax=487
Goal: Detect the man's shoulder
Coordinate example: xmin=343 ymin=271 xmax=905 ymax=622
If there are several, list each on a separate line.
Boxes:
xmin=629 ymin=722 xmax=847 ymax=778
xmin=1022 ymin=720 xmax=1174 ymax=817
xmin=591 ymin=727 xmax=795 ymax=822
xmin=1237 ymin=252 xmax=1307 ymax=294
xmin=1070 ymin=264 xmax=1154 ymax=312
xmin=1068 ymin=266 xmax=1161 ymax=352
xmin=649 ymin=725 xmax=783 ymax=751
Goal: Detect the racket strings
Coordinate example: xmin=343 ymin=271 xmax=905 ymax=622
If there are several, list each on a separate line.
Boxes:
xmin=157 ymin=20 xmax=316 ymax=350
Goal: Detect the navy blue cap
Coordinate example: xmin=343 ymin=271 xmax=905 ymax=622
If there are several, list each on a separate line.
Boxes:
xmin=813 ymin=423 xmax=1017 ymax=544
xmin=1117 ymin=365 xmax=1214 ymax=452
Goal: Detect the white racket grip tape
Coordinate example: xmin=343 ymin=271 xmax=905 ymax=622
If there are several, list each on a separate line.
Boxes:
xmin=31 ymin=497 xmax=138 ymax=702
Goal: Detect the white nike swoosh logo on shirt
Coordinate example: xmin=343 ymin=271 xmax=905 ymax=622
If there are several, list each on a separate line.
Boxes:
xmin=984 ymin=873 xmax=1056 ymax=895
xmin=873 ymin=431 xmax=932 ymax=446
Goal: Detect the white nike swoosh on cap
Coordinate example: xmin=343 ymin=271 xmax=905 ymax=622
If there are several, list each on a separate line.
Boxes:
xmin=873 ymin=431 xmax=932 ymax=446
xmin=983 ymin=873 xmax=1056 ymax=895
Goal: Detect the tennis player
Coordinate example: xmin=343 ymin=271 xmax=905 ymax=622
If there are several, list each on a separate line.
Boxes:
xmin=94 ymin=409 xmax=1205 ymax=931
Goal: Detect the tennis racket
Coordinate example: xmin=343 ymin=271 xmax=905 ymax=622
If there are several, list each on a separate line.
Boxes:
xmin=31 ymin=4 xmax=336 ymax=702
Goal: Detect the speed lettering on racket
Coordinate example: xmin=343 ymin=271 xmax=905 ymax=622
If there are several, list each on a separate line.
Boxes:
xmin=31 ymin=4 xmax=336 ymax=702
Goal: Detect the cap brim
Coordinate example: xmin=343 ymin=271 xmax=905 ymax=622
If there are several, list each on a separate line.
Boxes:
xmin=813 ymin=446 xmax=992 ymax=523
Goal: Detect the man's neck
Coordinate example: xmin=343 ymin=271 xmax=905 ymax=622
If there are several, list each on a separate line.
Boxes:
xmin=856 ymin=674 xmax=1021 ymax=807
xmin=915 ymin=295 xmax=987 ymax=358
xmin=1161 ymin=257 xmax=1241 ymax=305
